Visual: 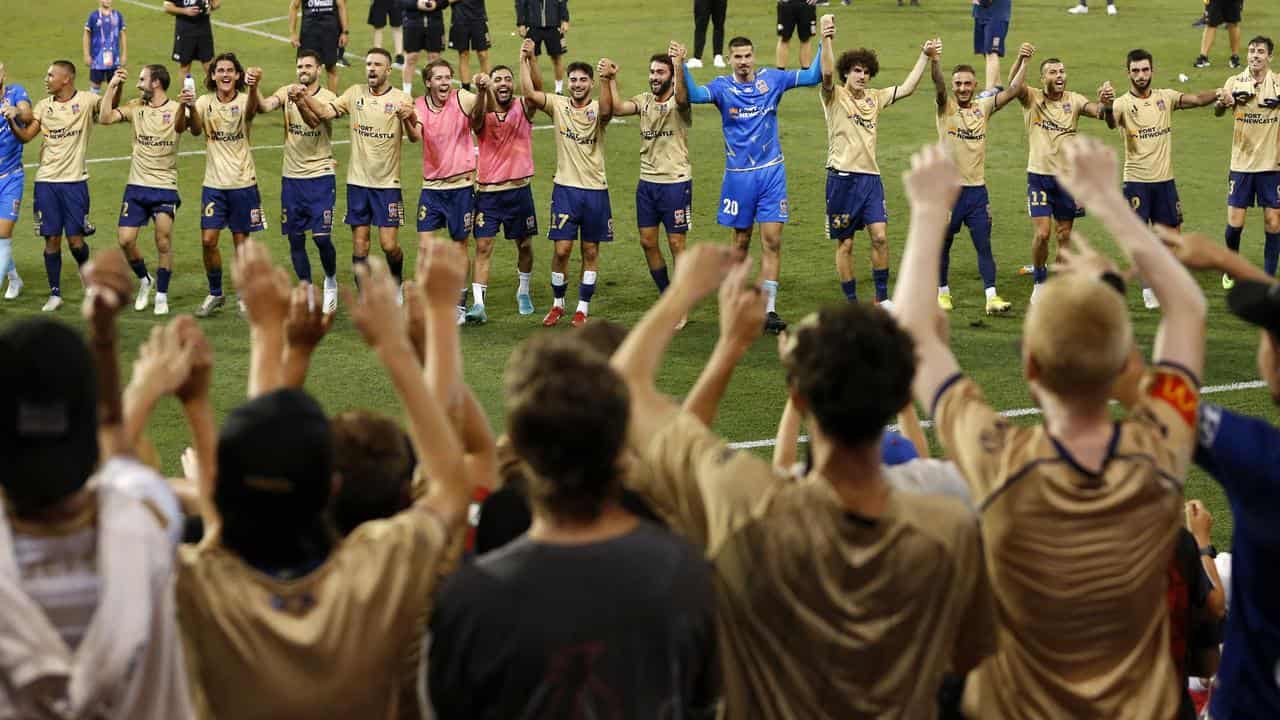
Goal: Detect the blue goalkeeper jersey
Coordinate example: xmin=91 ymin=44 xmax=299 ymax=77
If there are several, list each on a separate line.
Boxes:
xmin=1194 ymin=403 xmax=1280 ymax=719
xmin=0 ymin=84 xmax=31 ymax=178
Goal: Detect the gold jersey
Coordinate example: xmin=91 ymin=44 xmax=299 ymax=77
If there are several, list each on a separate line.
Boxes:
xmin=631 ymin=92 xmax=692 ymax=183
xmin=118 ymin=98 xmax=182 ymax=190
xmin=822 ymin=85 xmax=897 ymax=175
xmin=1112 ymin=88 xmax=1182 ymax=183
xmin=273 ymin=85 xmax=337 ymax=179
xmin=1022 ymin=87 xmax=1088 ymax=176
xmin=937 ymin=95 xmax=999 ymax=186
xmin=546 ymin=94 xmax=608 ymax=190
xmin=1223 ymin=69 xmax=1280 ymax=173
xmin=32 ymin=91 xmax=101 ymax=182
xmin=331 ymin=84 xmax=413 ymax=189
xmin=195 ymin=92 xmax=257 ymax=190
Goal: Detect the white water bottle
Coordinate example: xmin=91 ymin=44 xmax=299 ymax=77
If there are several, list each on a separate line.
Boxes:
xmin=183 ymin=74 xmax=195 ymax=95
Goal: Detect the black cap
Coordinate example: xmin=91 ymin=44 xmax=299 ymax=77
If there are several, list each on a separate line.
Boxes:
xmin=0 ymin=318 xmax=98 ymax=512
xmin=1227 ymin=280 xmax=1280 ymax=336
xmin=215 ymin=389 xmax=334 ymax=524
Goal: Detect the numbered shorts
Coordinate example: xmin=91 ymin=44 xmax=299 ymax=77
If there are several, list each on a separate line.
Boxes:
xmin=345 ymin=184 xmax=404 ymax=227
xmin=201 ymin=186 xmax=266 ymax=233
xmin=119 ymin=185 xmax=180 ymax=228
xmin=718 ymin=163 xmax=789 ymax=229
xmin=1123 ymin=180 xmax=1182 ymax=227
xmin=417 ymin=186 xmax=474 ymax=240
xmin=548 ymin=184 xmax=613 ymax=242
xmin=636 ymin=179 xmax=692 ymax=234
xmin=34 ymin=181 xmax=95 ymax=238
xmin=282 ymin=176 xmax=336 ymax=235
xmin=0 ymin=171 xmax=24 ymax=223
xmin=1227 ymin=170 xmax=1280 ymax=209
xmin=776 ymin=3 xmax=816 ymax=42
xmin=947 ymin=185 xmax=992 ymax=238
xmin=825 ymin=170 xmax=887 ymax=240
xmin=1027 ymin=172 xmax=1084 ymax=221
xmin=474 ymin=185 xmax=538 ymax=239
xmin=973 ymin=19 xmax=1009 ymax=56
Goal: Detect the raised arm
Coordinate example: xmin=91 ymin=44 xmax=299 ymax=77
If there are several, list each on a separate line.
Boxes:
xmin=81 ymin=250 xmax=135 ymax=460
xmin=281 ymin=283 xmax=333 ymax=387
xmin=1178 ymin=88 xmax=1221 ymax=109
xmin=682 ymin=260 xmax=766 ymax=426
xmin=291 ymin=86 xmax=322 ymax=128
xmin=243 ymin=68 xmax=262 ymax=122
xmin=772 ymin=397 xmax=802 ymax=472
xmin=1082 ymin=81 xmax=1115 ymax=122
xmin=119 ymin=27 xmax=127 ymax=67
xmin=994 ymin=42 xmax=1034 ymax=110
xmin=469 ymin=74 xmax=491 ymax=132
xmin=682 ymin=62 xmax=713 ymax=104
xmin=1059 ymin=138 xmax=1207 ymax=377
xmin=520 ymin=39 xmax=549 ymax=110
xmin=1155 ymin=226 xmax=1274 ymax=284
xmin=820 ymin=15 xmax=836 ymax=94
xmin=1214 ymin=87 xmax=1233 ymax=117
xmin=123 ymin=320 xmax=198 ymax=451
xmin=596 ymin=58 xmax=615 ymax=124
xmin=794 ymin=39 xmax=823 ymax=88
xmin=605 ymin=64 xmax=638 ymax=117
xmin=99 ymin=68 xmax=128 ymax=124
xmin=302 ymin=87 xmax=339 ymax=120
xmin=234 ymin=239 xmax=292 ymax=398
xmin=398 ymin=100 xmax=422 ymax=142
xmin=931 ymin=54 xmax=947 ymax=112
xmin=255 ymin=83 xmax=284 ymax=114
xmin=186 ymin=97 xmax=204 ymax=136
xmin=892 ymin=38 xmax=938 ymax=101
xmin=669 ymin=41 xmax=690 ymax=109
xmin=82 ymin=24 xmax=93 ymax=71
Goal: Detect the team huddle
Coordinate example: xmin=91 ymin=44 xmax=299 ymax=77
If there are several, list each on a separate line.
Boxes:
xmin=1 ymin=13 xmax=1279 ymax=331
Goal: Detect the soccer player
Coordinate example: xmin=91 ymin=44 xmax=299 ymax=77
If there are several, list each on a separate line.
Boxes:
xmin=972 ymin=0 xmax=1010 ymax=91
xmin=305 ymin=48 xmax=421 ymax=293
xmin=1103 ymin=49 xmax=1219 ymax=307
xmin=367 ymin=0 xmax=404 ymax=66
xmin=819 ymin=18 xmax=933 ymax=307
xmin=83 ymin=0 xmax=126 ymax=95
xmin=400 ymin=0 xmax=445 ymax=94
xmin=10 ymin=61 xmax=101 ymax=312
xmin=1013 ymin=55 xmax=1113 ymax=303
xmin=1195 ymin=0 xmax=1242 ymax=69
xmin=932 ymin=41 xmax=1033 ymax=313
xmin=683 ymin=35 xmax=823 ymax=333
xmin=1215 ymin=36 xmax=1280 ymax=284
xmin=99 ymin=64 xmax=193 ymax=316
xmin=187 ymin=53 xmax=265 ymax=317
xmin=775 ymin=0 xmax=816 ymax=70
xmin=254 ymin=49 xmax=340 ymax=313
xmin=414 ymin=58 xmax=479 ymax=323
xmin=289 ymin=0 xmax=350 ymax=93
xmin=0 ymin=61 xmax=34 ymax=300
xmin=520 ymin=40 xmax=613 ymax=327
xmin=689 ymin=0 xmax=726 ymax=69
xmin=163 ymin=0 xmax=219 ymax=80
xmin=470 ymin=63 xmax=539 ymax=317
xmin=516 ymin=0 xmax=570 ymax=95
xmin=606 ymin=43 xmax=692 ymax=322
xmin=449 ymin=0 xmax=491 ymax=88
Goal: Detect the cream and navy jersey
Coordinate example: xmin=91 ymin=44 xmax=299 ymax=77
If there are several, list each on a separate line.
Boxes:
xmin=117 ymin=98 xmax=183 ymax=190
xmin=1223 ymin=69 xmax=1280 ymax=173
xmin=1022 ymin=86 xmax=1088 ymax=176
xmin=32 ymin=91 xmax=101 ymax=183
xmin=822 ymin=84 xmax=897 ymax=175
xmin=273 ymin=85 xmax=336 ymax=179
xmin=331 ymin=84 xmax=413 ymax=189
xmin=1112 ymin=88 xmax=1183 ymax=183
xmin=631 ymin=91 xmax=691 ymax=183
xmin=937 ymin=95 xmax=999 ymax=186
xmin=194 ymin=92 xmax=257 ymax=190
xmin=546 ymin=94 xmax=607 ymax=190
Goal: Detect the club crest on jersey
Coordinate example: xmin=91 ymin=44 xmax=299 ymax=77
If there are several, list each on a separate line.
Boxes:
xmin=586 ymin=109 xmax=596 ymax=122
xmin=1156 ymin=99 xmax=1166 ymax=111
xmin=384 ymin=103 xmax=395 ymax=114
xmin=71 ymin=104 xmax=80 ymax=114
xmin=231 ymin=105 xmax=241 ymax=115
xmin=755 ymin=79 xmax=768 ymax=93
xmin=163 ymin=112 xmax=173 ymax=123
xmin=1062 ymin=102 xmax=1072 ymax=112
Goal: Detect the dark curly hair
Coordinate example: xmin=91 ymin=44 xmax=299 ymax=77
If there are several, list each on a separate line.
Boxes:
xmin=837 ymin=48 xmax=879 ymax=83
xmin=329 ymin=410 xmax=415 ymax=536
xmin=783 ymin=304 xmax=916 ymax=449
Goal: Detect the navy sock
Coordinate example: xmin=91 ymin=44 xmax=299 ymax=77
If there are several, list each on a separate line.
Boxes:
xmin=579 ymin=280 xmax=596 ymax=303
xmin=552 ymin=282 xmax=567 ymax=298
xmin=156 ymin=267 xmax=172 ymax=293
xmin=840 ymin=279 xmax=857 ymax=302
xmin=939 ymin=235 xmax=955 ymax=287
xmin=314 ymin=234 xmax=337 ymax=278
xmin=288 ymin=232 xmax=312 ymax=282
xmin=1266 ymin=232 xmax=1280 ymax=276
xmin=1033 ymin=265 xmax=1048 ymax=283
xmin=44 ymin=251 xmax=61 ymax=296
xmin=1225 ymin=224 xmax=1243 ymax=253
xmin=386 ymin=249 xmax=404 ymax=282
xmin=650 ymin=265 xmax=670 ymax=293
xmin=208 ymin=269 xmax=223 ymax=296
xmin=973 ymin=230 xmax=997 ymax=288
xmin=872 ymin=268 xmax=890 ymax=302
xmin=69 ymin=242 xmax=90 ymax=267
xmin=128 ymin=258 xmax=149 ymax=280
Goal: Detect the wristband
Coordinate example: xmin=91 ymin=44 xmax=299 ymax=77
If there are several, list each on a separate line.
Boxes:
xmin=1098 ymin=270 xmax=1126 ymax=296
xmin=1199 ymin=544 xmax=1217 ymax=558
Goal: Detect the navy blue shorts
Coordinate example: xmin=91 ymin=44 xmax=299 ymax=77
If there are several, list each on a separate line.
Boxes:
xmin=636 ymin=179 xmax=692 ymax=234
xmin=201 ymin=186 xmax=266 ymax=233
xmin=826 ymin=170 xmax=888 ymax=240
xmin=34 ymin=181 xmax=95 ymax=238
xmin=948 ymin=185 xmax=992 ymax=238
xmin=281 ymin=176 xmax=336 ymax=235
xmin=549 ymin=184 xmax=613 ymax=242
xmin=719 ymin=163 xmax=788 ymax=228
xmin=417 ymin=186 xmax=475 ymax=240
xmin=0 ymin=172 xmax=23 ymax=223
xmin=345 ymin=184 xmax=404 ymax=228
xmin=973 ymin=19 xmax=1008 ymax=56
xmin=119 ymin=185 xmax=180 ymax=228
xmin=90 ymin=67 xmax=118 ymax=85
xmin=1027 ymin=173 xmax=1084 ymax=221
xmin=1227 ymin=171 xmax=1280 ymax=209
xmin=1124 ymin=180 xmax=1183 ymax=227
xmin=474 ymin=185 xmax=538 ymax=240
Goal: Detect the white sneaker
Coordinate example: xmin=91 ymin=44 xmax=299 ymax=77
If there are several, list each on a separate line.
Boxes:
xmin=1067 ymin=3 xmax=1088 ymax=12
xmin=3 ymin=273 xmax=21 ymax=300
xmin=686 ymin=57 xmax=703 ymax=68
xmin=397 ymin=285 xmax=405 ymax=306
xmin=455 ymin=305 xmax=466 ymax=325
xmin=713 ymin=54 xmax=726 ymax=68
xmin=1030 ymin=283 xmax=1044 ymax=304
xmin=1106 ymin=3 xmax=1117 ymax=14
xmin=135 ymin=275 xmax=152 ymax=311
xmin=323 ymin=281 xmax=338 ymax=314
xmin=237 ymin=298 xmax=247 ymax=315
xmin=154 ymin=293 xmax=169 ymax=315
xmin=42 ymin=295 xmax=63 ymax=312
xmin=876 ymin=299 xmax=895 ymax=312
xmin=194 ymin=294 xmax=225 ymax=318
xmin=1143 ymin=288 xmax=1160 ymax=309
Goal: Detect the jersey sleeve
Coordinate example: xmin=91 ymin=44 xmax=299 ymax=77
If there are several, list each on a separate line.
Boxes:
xmin=12 ymin=85 xmax=31 ymax=107
xmin=31 ymin=97 xmax=49 ymax=120
xmin=271 ymin=86 xmax=289 ymax=106
xmin=933 ymin=375 xmax=1013 ymax=503
xmin=85 ymin=11 xmax=96 ymax=30
xmin=117 ymin=99 xmax=137 ymax=122
xmin=1195 ymin=403 xmax=1280 ymax=503
xmin=878 ymin=86 xmax=899 ymax=108
xmin=331 ymin=87 xmax=352 ymax=116
xmin=457 ymin=89 xmax=477 ymax=115
xmin=979 ymin=95 xmax=998 ymax=117
xmin=1125 ymin=364 xmax=1201 ymax=485
xmin=1162 ymin=87 xmax=1185 ymax=110
xmin=193 ymin=94 xmax=210 ymax=122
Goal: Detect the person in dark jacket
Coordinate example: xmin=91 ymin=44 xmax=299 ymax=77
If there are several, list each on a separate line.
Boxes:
xmin=516 ymin=0 xmax=568 ymax=93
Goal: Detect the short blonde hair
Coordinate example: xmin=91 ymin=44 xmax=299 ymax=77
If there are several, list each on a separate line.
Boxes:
xmin=1024 ymin=274 xmax=1132 ymax=398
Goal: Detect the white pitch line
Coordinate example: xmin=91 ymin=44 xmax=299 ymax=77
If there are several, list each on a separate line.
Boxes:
xmin=238 ymin=15 xmax=290 ymax=27
xmin=725 ymin=379 xmax=1268 ymax=450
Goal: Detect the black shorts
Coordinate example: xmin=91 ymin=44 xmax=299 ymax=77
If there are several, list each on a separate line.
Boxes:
xmin=528 ymin=26 xmax=565 ymax=57
xmin=405 ymin=20 xmax=445 ymax=53
xmin=449 ymin=20 xmax=490 ymax=52
xmin=172 ymin=30 xmax=215 ymax=66
xmin=1206 ymin=0 xmax=1242 ymax=27
xmin=776 ymin=2 xmax=816 ymax=42
xmin=367 ymin=0 xmax=402 ymax=28
xmin=300 ymin=17 xmax=340 ymax=66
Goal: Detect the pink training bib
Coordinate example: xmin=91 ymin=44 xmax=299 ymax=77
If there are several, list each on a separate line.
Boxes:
xmin=477 ymin=97 xmax=535 ymax=186
xmin=416 ymin=90 xmax=476 ymax=180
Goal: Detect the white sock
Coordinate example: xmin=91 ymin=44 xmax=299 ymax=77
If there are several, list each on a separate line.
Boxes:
xmin=582 ymin=270 xmax=597 ymax=286
xmin=517 ymin=271 xmax=531 ymax=294
xmin=576 ymin=299 xmax=589 ymax=314
xmin=551 ymin=271 xmax=566 ymax=307
xmin=762 ymin=279 xmax=778 ymax=314
xmin=402 ymin=82 xmax=413 ymax=94
xmin=0 ymin=237 xmax=12 ymax=277
xmin=985 ymin=286 xmax=997 ymax=299
xmin=554 ymin=79 xmax=563 ymax=93
xmin=938 ymin=285 xmax=950 ymax=296
xmin=472 ymin=282 xmax=486 ymax=306
xmin=156 ymin=291 xmax=168 ymax=301
xmin=325 ymin=275 xmax=337 ymax=288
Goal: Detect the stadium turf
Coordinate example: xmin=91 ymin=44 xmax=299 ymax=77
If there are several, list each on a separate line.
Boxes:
xmin=3 ymin=0 xmax=1277 ymax=546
